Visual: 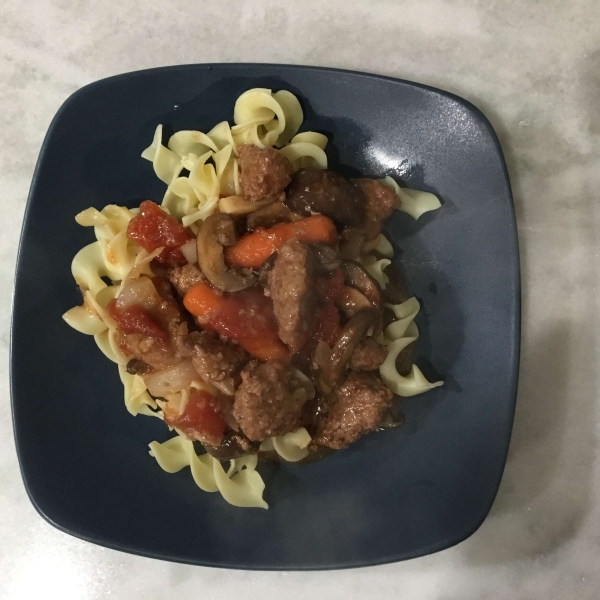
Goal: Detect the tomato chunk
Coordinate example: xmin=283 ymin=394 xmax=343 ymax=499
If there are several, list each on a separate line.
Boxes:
xmin=163 ymin=390 xmax=227 ymax=446
xmin=107 ymin=299 xmax=168 ymax=340
xmin=127 ymin=200 xmax=190 ymax=264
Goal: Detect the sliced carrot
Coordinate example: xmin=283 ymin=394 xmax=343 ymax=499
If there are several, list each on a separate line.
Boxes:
xmin=183 ymin=283 xmax=289 ymax=362
xmin=234 ymin=335 xmax=289 ymax=362
xmin=211 ymin=288 xmax=289 ymax=362
xmin=225 ymin=215 xmax=338 ymax=269
xmin=183 ymin=282 xmax=224 ymax=321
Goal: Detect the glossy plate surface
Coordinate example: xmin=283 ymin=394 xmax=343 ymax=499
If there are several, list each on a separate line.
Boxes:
xmin=11 ymin=64 xmax=519 ymax=569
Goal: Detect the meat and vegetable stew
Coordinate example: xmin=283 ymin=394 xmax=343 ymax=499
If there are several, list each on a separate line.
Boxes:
xmin=64 ymin=88 xmax=442 ymax=508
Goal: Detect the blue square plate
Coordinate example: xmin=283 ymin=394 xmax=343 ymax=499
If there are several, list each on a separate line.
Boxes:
xmin=11 ymin=64 xmax=519 ymax=569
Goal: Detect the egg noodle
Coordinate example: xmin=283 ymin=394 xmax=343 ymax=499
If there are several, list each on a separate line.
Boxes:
xmin=63 ymin=88 xmax=442 ymax=508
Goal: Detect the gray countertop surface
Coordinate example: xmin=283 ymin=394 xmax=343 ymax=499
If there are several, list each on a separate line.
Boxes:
xmin=2 ymin=1 xmax=599 ymax=598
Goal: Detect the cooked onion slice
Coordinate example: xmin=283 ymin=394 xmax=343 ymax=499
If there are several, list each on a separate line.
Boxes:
xmin=143 ymin=359 xmax=200 ymax=397
xmin=180 ymin=239 xmax=198 ymax=264
xmin=218 ymin=195 xmax=272 ymax=215
xmin=115 ymin=276 xmax=160 ymax=311
xmin=197 ymin=213 xmax=256 ymax=292
xmin=325 ymin=308 xmax=379 ymax=385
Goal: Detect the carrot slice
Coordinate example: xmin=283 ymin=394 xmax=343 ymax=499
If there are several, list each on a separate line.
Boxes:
xmin=183 ymin=283 xmax=289 ymax=362
xmin=183 ymin=282 xmax=224 ymax=321
xmin=225 ymin=215 xmax=338 ymax=269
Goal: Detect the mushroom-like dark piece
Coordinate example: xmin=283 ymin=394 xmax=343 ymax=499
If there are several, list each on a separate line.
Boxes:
xmin=246 ymin=201 xmax=301 ymax=231
xmin=203 ymin=432 xmax=259 ymax=460
xmin=197 ymin=213 xmax=256 ymax=292
xmin=126 ymin=358 xmax=149 ymax=375
xmin=340 ymin=260 xmax=382 ymax=309
xmin=310 ymin=243 xmax=340 ymax=275
xmin=324 ymin=308 xmax=380 ymax=385
xmin=379 ymin=405 xmax=405 ymax=429
xmin=336 ymin=286 xmax=373 ymax=317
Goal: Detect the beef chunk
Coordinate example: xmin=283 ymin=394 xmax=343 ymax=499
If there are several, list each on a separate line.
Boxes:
xmin=313 ymin=371 xmax=393 ymax=449
xmin=168 ymin=264 xmax=204 ymax=296
xmin=233 ymin=360 xmax=308 ymax=441
xmin=117 ymin=331 xmax=179 ymax=371
xmin=238 ymin=144 xmax=293 ymax=202
xmin=351 ymin=178 xmax=397 ymax=239
xmin=285 ymin=168 xmax=366 ymax=228
xmin=349 ymin=338 xmax=388 ymax=371
xmin=182 ymin=331 xmax=249 ymax=393
xmin=269 ymin=238 xmax=314 ymax=353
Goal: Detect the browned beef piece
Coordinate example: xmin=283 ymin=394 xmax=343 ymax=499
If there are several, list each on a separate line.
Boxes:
xmin=182 ymin=331 xmax=249 ymax=393
xmin=233 ymin=360 xmax=308 ymax=441
xmin=237 ymin=144 xmax=293 ymax=202
xmin=349 ymin=338 xmax=388 ymax=371
xmin=350 ymin=178 xmax=397 ymax=239
xmin=117 ymin=331 xmax=179 ymax=371
xmin=313 ymin=371 xmax=393 ymax=449
xmin=285 ymin=168 xmax=366 ymax=227
xmin=269 ymin=238 xmax=314 ymax=353
xmin=168 ymin=264 xmax=204 ymax=296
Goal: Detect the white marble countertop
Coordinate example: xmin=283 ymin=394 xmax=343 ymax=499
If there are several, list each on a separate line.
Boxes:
xmin=2 ymin=1 xmax=599 ymax=598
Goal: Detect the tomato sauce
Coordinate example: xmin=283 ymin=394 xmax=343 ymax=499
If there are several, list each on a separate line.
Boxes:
xmin=314 ymin=302 xmax=342 ymax=347
xmin=311 ymin=269 xmax=344 ymax=347
xmin=314 ymin=269 xmax=345 ymax=304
